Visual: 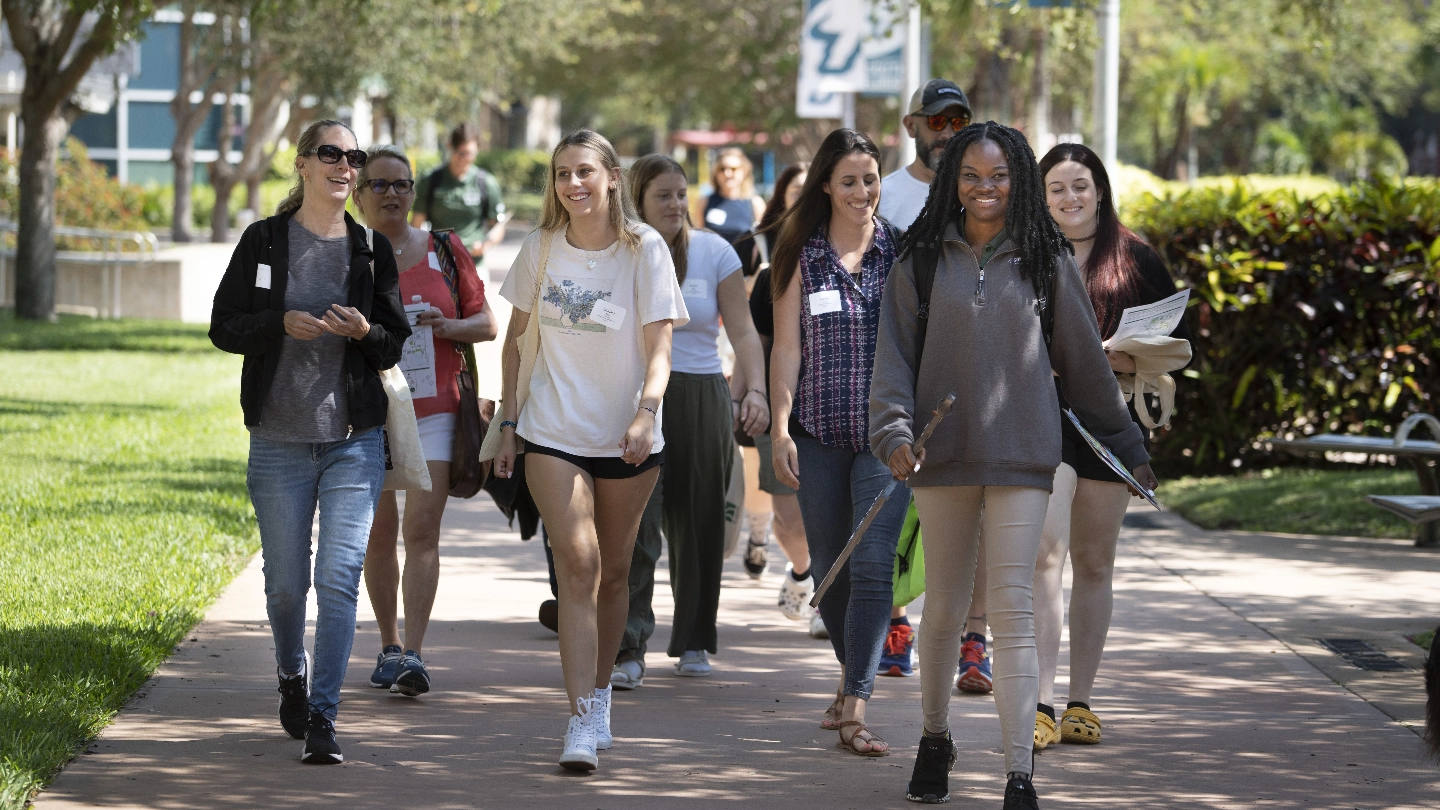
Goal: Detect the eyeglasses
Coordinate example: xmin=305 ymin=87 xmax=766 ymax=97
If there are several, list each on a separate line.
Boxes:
xmin=301 ymin=144 xmax=368 ymax=169
xmin=365 ymin=179 xmax=415 ymax=194
xmin=925 ymin=114 xmax=972 ymax=133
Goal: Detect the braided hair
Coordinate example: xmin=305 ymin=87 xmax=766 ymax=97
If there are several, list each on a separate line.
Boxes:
xmin=899 ymin=121 xmax=1072 ymax=306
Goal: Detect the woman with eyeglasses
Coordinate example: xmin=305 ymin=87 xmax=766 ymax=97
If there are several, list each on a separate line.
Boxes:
xmin=353 ymin=145 xmax=498 ymax=700
xmin=704 ymin=147 xmax=767 ymax=275
xmin=210 ymin=120 xmax=410 ymax=764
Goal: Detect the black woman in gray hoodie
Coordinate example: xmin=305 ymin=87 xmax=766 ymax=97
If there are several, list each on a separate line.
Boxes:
xmin=868 ymin=123 xmax=1158 ymax=808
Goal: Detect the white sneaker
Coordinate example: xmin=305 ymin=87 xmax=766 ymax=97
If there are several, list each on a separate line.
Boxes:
xmin=558 ymin=696 xmax=598 ymax=771
xmin=777 ymin=564 xmax=814 ymax=621
xmin=592 ymin=685 xmax=613 ymax=750
xmin=610 ymin=658 xmax=644 ymax=691
xmin=674 ymin=650 xmax=712 ymax=677
xmin=809 ymin=612 xmax=830 ymax=639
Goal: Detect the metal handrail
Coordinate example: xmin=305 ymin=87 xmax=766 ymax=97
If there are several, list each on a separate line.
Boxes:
xmin=0 ymin=220 xmax=159 ymax=318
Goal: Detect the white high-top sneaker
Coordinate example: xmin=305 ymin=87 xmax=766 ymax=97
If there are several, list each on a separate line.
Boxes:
xmin=592 ymin=685 xmax=613 ymax=750
xmin=558 ymin=695 xmax=598 ymax=771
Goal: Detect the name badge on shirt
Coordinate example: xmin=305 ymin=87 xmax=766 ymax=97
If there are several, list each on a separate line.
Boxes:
xmin=705 ymin=208 xmax=728 ymax=226
xmin=428 ymin=251 xmax=441 ymax=271
xmin=681 ymin=278 xmax=709 ymax=299
xmin=255 ymin=263 xmax=272 ymax=289
xmin=808 ymin=289 xmax=842 ymax=315
xmin=462 ymin=189 xmax=482 ymax=207
xmin=589 ymin=299 xmax=628 ymax=330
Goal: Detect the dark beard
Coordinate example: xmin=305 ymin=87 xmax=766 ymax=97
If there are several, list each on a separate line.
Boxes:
xmin=923 ymin=141 xmax=945 ymax=172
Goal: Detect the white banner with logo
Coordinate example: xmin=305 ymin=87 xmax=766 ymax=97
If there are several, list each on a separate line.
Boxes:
xmin=796 ymin=0 xmax=907 ymax=119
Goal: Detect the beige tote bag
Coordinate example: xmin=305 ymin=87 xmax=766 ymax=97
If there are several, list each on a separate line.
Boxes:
xmin=367 ymin=228 xmax=432 ymax=492
xmin=479 ymin=232 xmax=553 ymax=463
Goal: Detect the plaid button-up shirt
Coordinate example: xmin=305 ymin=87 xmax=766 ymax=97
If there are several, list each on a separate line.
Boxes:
xmin=796 ymin=220 xmax=897 ymax=452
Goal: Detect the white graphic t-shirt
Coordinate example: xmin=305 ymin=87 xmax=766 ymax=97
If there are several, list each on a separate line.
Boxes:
xmin=500 ymin=225 xmax=689 ymax=457
xmin=671 ymin=230 xmax=743 ymax=375
xmin=878 ymin=166 xmax=931 ymax=234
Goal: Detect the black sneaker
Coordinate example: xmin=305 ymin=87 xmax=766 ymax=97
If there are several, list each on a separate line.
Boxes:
xmin=393 ymin=650 xmax=430 ymax=696
xmin=370 ymin=644 xmax=402 ymax=688
xmin=276 ymin=651 xmax=309 ymax=740
xmin=301 ymin=711 xmax=343 ymax=764
xmin=905 ymin=731 xmax=957 ymax=803
xmin=1002 ymin=773 xmax=1040 ymax=810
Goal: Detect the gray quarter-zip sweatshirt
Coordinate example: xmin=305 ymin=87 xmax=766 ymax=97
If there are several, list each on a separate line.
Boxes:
xmin=869 ymin=219 xmax=1149 ymax=491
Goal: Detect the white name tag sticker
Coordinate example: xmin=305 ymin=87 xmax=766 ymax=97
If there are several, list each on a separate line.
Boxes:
xmin=808 ymin=289 xmax=842 ymax=315
xmin=255 ymin=263 xmax=272 ymax=289
xmin=705 ymin=207 xmax=728 ymax=226
xmin=428 ymin=252 xmax=441 ymax=271
xmin=681 ymin=278 xmax=709 ymax=299
xmin=589 ymin=298 xmax=628 ymax=330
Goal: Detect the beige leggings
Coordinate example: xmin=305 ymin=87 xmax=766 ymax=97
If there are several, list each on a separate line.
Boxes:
xmin=914 ymin=485 xmax=1050 ymax=777
xmin=1034 ymin=463 xmax=1132 ymax=707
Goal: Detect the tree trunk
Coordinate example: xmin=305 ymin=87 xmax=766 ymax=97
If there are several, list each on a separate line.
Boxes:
xmin=209 ymin=90 xmax=239 ymax=243
xmin=14 ymin=113 xmax=66 ymax=321
xmin=1029 ymin=18 xmax=1051 ymax=153
xmin=172 ymin=145 xmax=197 ymax=242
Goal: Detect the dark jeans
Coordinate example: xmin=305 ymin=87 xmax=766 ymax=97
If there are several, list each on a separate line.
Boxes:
xmin=794 ymin=434 xmax=907 ymax=700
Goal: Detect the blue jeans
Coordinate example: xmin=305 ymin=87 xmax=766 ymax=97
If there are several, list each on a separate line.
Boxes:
xmin=247 ymin=429 xmax=385 ymax=720
xmin=794 ymin=434 xmax=907 ymax=700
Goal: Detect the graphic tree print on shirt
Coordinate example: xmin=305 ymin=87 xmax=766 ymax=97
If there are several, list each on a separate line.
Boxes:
xmin=544 ymin=279 xmax=611 ymax=328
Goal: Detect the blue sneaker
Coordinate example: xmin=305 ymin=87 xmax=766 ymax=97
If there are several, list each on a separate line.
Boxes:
xmin=393 ymin=650 xmax=430 ymax=696
xmin=370 ymin=644 xmax=402 ymax=689
xmin=877 ymin=621 xmax=915 ymax=676
xmin=956 ymin=632 xmax=993 ymax=693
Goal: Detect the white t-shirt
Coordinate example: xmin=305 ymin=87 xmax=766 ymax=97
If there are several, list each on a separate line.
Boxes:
xmin=671 ymin=230 xmax=743 ymax=375
xmin=499 ymin=225 xmax=689 ymax=457
xmin=878 ymin=166 xmax=931 ymax=233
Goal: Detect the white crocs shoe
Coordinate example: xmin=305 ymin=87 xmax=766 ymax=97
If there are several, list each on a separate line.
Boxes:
xmin=559 ymin=696 xmax=598 ymax=771
xmin=777 ymin=564 xmax=814 ymax=621
xmin=592 ymin=685 xmax=613 ymax=750
xmin=809 ymin=612 xmax=830 ymax=639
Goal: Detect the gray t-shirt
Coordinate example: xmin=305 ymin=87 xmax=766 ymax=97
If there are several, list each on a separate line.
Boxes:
xmin=250 ymin=219 xmax=352 ymax=443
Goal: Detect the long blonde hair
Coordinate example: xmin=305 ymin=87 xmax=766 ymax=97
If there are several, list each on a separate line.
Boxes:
xmin=628 ymin=154 xmax=691 ymax=283
xmin=276 ymin=119 xmax=356 ymax=217
xmin=352 ymin=144 xmax=413 ymax=222
xmin=711 ymin=146 xmax=755 ymax=199
xmin=538 ymin=129 xmax=642 ymax=250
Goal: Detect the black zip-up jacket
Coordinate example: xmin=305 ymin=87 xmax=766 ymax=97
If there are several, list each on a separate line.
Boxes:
xmin=209 ymin=210 xmax=410 ymax=431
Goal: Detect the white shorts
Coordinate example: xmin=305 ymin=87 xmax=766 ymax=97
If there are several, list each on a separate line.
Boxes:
xmin=416 ymin=412 xmax=456 ymax=464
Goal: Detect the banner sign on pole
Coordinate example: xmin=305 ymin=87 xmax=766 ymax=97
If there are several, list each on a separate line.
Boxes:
xmin=797 ymin=0 xmax=906 ymax=119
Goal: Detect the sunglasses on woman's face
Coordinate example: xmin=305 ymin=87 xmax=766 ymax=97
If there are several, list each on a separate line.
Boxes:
xmin=365 ymin=179 xmax=414 ymax=194
xmin=302 ymin=144 xmax=367 ymax=169
xmin=926 ymin=114 xmax=972 ymax=132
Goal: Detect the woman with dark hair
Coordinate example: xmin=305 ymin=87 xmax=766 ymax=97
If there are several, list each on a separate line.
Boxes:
xmin=768 ymin=129 xmax=904 ymax=757
xmin=618 ymin=154 xmax=768 ymax=681
xmin=1030 ymin=143 xmax=1191 ymax=751
xmin=210 ymin=119 xmax=410 ymax=764
xmin=869 ymin=122 xmax=1157 ymax=807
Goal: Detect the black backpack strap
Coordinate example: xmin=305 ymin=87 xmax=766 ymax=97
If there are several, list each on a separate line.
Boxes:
xmin=424 ymin=166 xmax=448 ymax=219
xmin=912 ymin=238 xmax=940 ymax=367
xmin=474 ymin=168 xmax=490 ymax=221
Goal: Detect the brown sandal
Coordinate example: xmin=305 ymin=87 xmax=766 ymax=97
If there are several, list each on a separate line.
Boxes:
xmin=820 ymin=693 xmax=845 ymax=730
xmin=837 ymin=720 xmax=890 ymax=757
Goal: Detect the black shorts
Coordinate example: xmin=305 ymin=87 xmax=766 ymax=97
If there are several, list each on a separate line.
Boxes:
xmin=525 ymin=443 xmax=664 ymax=480
xmin=1060 ymin=406 xmax=1151 ymax=484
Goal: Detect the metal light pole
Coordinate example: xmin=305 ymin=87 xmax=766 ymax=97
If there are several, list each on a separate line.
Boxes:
xmin=1095 ymin=0 xmax=1121 ymax=169
xmin=899 ymin=2 xmax=922 ymax=168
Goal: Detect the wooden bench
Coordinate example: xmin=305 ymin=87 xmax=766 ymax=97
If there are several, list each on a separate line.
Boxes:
xmin=1269 ymin=414 xmax=1440 ymax=547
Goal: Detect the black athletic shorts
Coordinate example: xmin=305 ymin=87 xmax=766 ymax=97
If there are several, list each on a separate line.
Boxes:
xmin=1057 ymin=383 xmax=1150 ymax=484
xmin=525 ymin=443 xmax=664 ymax=480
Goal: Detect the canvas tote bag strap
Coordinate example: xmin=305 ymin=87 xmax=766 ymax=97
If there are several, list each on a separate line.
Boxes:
xmin=480 ymin=231 xmax=552 ymax=462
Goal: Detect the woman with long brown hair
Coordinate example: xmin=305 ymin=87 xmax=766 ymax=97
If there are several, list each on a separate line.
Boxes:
xmin=768 ymin=129 xmax=904 ymax=757
xmin=1030 ymin=142 xmax=1191 ymax=751
xmin=494 ymin=130 xmax=687 ymax=770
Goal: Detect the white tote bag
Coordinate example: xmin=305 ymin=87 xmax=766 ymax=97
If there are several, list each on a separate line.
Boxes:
xmin=367 ymin=228 xmax=431 ymax=492
xmin=722 ymin=444 xmax=746 ymax=559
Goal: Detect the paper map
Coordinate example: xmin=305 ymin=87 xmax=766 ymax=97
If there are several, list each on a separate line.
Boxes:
xmin=1105 ymin=289 xmax=1190 ymax=348
xmin=401 ymin=302 xmax=437 ymax=400
xmin=1064 ymin=409 xmax=1162 ymax=510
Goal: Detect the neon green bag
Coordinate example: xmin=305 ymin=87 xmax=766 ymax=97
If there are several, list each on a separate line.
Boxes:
xmin=892 ymin=496 xmax=925 ymax=607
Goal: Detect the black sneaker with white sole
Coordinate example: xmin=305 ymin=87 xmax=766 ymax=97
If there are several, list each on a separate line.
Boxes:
xmin=393 ymin=650 xmax=430 ymax=696
xmin=905 ymin=731 xmax=958 ymax=803
xmin=1002 ymin=773 xmax=1040 ymax=810
xmin=301 ymin=710 xmax=343 ymax=764
xmin=276 ymin=652 xmax=310 ymax=740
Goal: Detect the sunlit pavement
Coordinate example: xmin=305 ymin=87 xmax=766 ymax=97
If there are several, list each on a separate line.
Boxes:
xmin=32 ymin=238 xmax=1440 ymax=808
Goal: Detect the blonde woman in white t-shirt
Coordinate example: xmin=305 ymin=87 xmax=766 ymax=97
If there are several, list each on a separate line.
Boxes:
xmin=495 ymin=130 xmax=688 ymax=771
xmin=620 ymin=154 xmax=769 ymax=681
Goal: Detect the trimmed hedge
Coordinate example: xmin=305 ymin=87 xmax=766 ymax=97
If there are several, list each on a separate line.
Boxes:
xmin=1129 ymin=179 xmax=1440 ymax=475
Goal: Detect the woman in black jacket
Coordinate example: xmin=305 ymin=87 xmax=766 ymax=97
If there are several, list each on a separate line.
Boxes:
xmin=209 ymin=119 xmax=409 ymax=765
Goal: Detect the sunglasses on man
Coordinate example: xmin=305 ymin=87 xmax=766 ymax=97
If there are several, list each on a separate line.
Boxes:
xmin=924 ymin=113 xmax=972 ymax=133
xmin=301 ymin=144 xmax=368 ymax=169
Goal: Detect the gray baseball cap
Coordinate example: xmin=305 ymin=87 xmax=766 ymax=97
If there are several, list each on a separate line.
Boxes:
xmin=908 ymin=79 xmax=972 ymax=117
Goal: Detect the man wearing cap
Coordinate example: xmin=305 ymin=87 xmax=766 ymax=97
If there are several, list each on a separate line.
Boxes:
xmin=878 ymin=79 xmax=973 ymax=233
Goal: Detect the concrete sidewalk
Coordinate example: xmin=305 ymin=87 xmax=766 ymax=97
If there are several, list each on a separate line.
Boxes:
xmin=33 ymin=493 xmax=1440 ymax=809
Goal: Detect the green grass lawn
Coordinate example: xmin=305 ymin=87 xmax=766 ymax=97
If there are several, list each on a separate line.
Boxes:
xmin=0 ymin=318 xmax=255 ymax=809
xmin=1157 ymin=466 xmax=1422 ymax=540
